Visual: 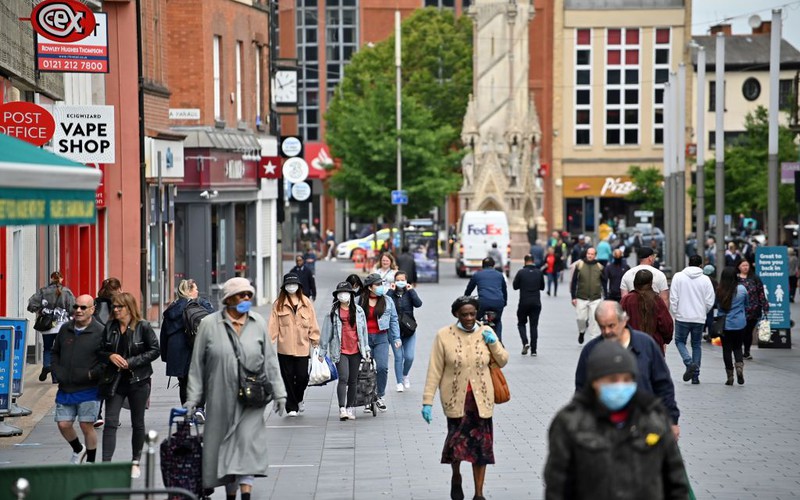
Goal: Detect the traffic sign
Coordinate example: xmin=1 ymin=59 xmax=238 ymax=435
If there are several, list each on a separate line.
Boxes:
xmin=634 ymin=210 xmax=654 ymax=218
xmin=279 ymin=136 xmax=303 ymax=158
xmin=283 ymin=157 xmax=309 ymax=183
xmin=291 ymin=182 xmax=312 ymax=201
xmin=391 ymin=189 xmax=408 ymax=205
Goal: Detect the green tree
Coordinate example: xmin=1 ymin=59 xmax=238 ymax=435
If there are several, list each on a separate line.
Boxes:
xmin=625 ymin=165 xmax=664 ymax=212
xmin=325 ymin=8 xmax=472 ymax=220
xmin=689 ymin=106 xmax=799 ymax=225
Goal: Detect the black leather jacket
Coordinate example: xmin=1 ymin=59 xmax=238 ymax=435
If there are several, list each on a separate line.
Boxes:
xmin=99 ymin=319 xmax=160 ymax=384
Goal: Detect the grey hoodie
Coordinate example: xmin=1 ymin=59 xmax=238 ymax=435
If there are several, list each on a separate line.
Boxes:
xmin=669 ymin=266 xmax=715 ymax=323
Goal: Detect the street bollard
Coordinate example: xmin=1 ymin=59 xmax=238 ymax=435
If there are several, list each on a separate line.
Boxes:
xmin=12 ymin=478 xmax=30 ymax=500
xmin=145 ymin=429 xmax=159 ymax=499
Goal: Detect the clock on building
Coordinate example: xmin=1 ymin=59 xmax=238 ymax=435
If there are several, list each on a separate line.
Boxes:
xmin=274 ymin=69 xmax=298 ymax=105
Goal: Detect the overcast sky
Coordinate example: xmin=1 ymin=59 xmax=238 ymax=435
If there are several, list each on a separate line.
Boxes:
xmin=693 ymin=0 xmax=800 ymax=49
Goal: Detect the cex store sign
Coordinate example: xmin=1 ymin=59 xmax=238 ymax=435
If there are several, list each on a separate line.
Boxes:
xmin=21 ymin=0 xmax=96 ymax=43
xmin=0 ymin=101 xmax=55 ymax=146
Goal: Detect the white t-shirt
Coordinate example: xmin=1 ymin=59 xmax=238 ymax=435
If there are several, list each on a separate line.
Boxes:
xmin=620 ymin=264 xmax=669 ymax=295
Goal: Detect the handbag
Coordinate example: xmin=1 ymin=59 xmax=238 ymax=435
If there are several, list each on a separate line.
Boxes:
xmin=98 ymin=367 xmax=122 ymax=400
xmin=489 ymin=354 xmax=510 ymax=404
xmin=399 ymin=312 xmax=418 ymax=339
xmin=324 ymin=355 xmax=339 ymax=383
xmin=226 ymin=330 xmax=273 ymax=408
xmin=709 ymin=314 xmax=727 ymax=339
xmin=34 ymin=310 xmax=56 ymax=332
xmin=756 ymin=316 xmax=772 ymax=342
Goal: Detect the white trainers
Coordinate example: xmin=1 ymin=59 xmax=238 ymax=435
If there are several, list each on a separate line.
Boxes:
xmin=403 ymin=376 xmax=410 ymax=389
xmin=376 ymin=398 xmax=387 ymax=412
xmin=364 ymin=405 xmax=372 ymax=413
xmin=287 ymin=410 xmax=298 ymax=417
xmin=339 ymin=407 xmax=348 ymax=421
xmin=70 ymin=444 xmax=86 ymax=464
xmin=346 ymin=407 xmax=356 ymax=420
xmin=298 ymin=402 xmax=305 ymax=413
xmin=131 ymin=462 xmax=141 ymax=479
xmin=396 ymin=383 xmax=404 ymax=393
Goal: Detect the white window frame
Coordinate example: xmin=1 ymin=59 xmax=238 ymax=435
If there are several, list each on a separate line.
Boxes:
xmin=604 ymin=27 xmax=641 ymax=146
xmin=213 ymin=35 xmax=221 ymax=121
xmin=574 ymin=28 xmax=592 ymax=146
xmin=652 ymin=27 xmax=671 ymax=145
xmin=235 ymin=41 xmax=243 ymax=122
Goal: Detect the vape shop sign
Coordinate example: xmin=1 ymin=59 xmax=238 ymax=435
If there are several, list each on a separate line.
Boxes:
xmin=52 ymin=105 xmax=115 ymax=163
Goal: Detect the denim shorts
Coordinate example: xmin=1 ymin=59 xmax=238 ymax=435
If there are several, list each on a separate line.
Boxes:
xmin=54 ymin=400 xmax=101 ymax=423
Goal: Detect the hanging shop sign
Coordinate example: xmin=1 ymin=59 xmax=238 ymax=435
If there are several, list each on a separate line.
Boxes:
xmin=36 ymin=13 xmax=109 ymax=74
xmin=23 ymin=0 xmax=96 ymax=43
xmin=52 ymin=105 xmax=115 ymax=163
xmin=0 ymin=102 xmax=56 ymax=147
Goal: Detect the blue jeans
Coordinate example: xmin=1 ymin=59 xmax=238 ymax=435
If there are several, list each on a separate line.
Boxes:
xmin=368 ymin=333 xmax=389 ymax=398
xmin=674 ymin=321 xmax=703 ymax=372
xmin=392 ymin=334 xmax=417 ymax=383
xmin=43 ymin=333 xmax=56 ymax=368
xmin=546 ymin=273 xmax=558 ymax=295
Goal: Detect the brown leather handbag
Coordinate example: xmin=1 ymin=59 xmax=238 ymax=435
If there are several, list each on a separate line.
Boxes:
xmin=489 ymin=355 xmax=510 ymax=404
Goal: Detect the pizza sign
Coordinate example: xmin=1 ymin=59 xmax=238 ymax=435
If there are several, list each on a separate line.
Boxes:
xmin=21 ymin=0 xmax=96 ymax=43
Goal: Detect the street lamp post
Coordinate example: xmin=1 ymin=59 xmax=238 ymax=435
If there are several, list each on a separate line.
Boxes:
xmin=395 ymin=11 xmax=404 ymax=248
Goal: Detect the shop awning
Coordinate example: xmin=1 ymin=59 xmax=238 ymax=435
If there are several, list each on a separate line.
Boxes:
xmin=0 ymin=133 xmax=102 ymax=226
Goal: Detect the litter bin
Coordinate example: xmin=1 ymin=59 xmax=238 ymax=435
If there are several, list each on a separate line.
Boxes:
xmin=758 ymin=328 xmax=792 ymax=349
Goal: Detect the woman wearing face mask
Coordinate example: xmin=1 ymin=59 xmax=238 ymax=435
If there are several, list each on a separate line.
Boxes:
xmin=269 ymin=273 xmax=320 ymax=417
xmin=387 ymin=271 xmax=422 ymax=392
xmin=345 ymin=274 xmax=364 ymax=298
xmin=319 ymin=282 xmax=371 ymax=421
xmin=422 ymin=296 xmax=509 ymax=500
xmin=28 ymin=271 xmax=76 ymax=382
xmin=544 ymin=341 xmax=689 ymax=499
xmin=360 ymin=273 xmax=401 ymax=412
xmin=184 ymin=277 xmax=286 ymax=500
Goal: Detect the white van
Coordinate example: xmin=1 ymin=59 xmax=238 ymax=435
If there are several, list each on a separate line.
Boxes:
xmin=455 ymin=211 xmax=510 ymax=277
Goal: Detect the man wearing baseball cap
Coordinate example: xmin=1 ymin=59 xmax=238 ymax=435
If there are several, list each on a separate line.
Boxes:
xmin=545 ymin=340 xmax=689 ymax=499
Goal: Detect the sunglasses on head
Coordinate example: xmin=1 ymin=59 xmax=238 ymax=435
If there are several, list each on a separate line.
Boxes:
xmin=72 ymin=304 xmax=91 ymax=311
xmin=112 ymin=304 xmax=125 ymax=310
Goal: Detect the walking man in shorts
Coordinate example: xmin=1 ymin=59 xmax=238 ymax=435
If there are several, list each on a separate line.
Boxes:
xmin=51 ymin=294 xmax=106 ymax=463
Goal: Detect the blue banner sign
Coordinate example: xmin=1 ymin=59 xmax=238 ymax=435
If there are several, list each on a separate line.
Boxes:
xmin=0 ymin=326 xmax=13 ymax=413
xmin=0 ymin=318 xmax=28 ymax=395
xmin=755 ymin=247 xmax=791 ymax=329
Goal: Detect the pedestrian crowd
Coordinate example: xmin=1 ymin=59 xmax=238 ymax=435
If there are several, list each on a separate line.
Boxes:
xmin=24 ymin=224 xmax=785 ymax=499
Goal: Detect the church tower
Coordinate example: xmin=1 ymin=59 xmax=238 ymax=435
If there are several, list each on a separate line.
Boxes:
xmin=459 ymin=0 xmax=545 ymax=256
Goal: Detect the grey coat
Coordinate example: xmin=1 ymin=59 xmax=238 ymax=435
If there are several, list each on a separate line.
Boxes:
xmin=187 ymin=310 xmax=286 ymax=489
xmin=319 ymin=305 xmax=370 ymax=363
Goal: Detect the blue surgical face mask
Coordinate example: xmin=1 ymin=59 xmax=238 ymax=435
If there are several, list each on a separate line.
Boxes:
xmin=598 ymin=381 xmax=637 ymax=411
xmin=456 ymin=321 xmax=477 ymax=332
xmin=373 ymin=285 xmax=386 ymax=297
xmin=235 ymin=301 xmax=252 ymax=314
xmin=395 ymin=281 xmax=407 ymax=289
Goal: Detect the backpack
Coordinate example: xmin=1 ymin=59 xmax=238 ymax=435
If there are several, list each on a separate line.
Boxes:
xmin=183 ymin=299 xmax=210 ymax=347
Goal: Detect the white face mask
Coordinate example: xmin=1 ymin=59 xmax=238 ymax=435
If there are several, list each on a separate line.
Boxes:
xmin=285 ymin=284 xmax=299 ymax=295
xmin=337 ymin=293 xmax=351 ymax=303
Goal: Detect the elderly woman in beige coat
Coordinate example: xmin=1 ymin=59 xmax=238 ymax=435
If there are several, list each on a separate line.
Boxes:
xmin=422 ymin=296 xmax=509 ymax=500
xmin=268 ymin=273 xmax=320 ymax=417
xmin=185 ymin=277 xmax=287 ymax=500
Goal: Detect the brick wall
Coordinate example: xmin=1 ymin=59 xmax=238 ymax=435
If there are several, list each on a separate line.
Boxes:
xmin=167 ymin=0 xmax=269 ymax=130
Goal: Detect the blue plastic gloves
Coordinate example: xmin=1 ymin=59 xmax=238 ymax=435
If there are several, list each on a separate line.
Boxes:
xmin=482 ymin=329 xmax=498 ymax=344
xmin=421 ymin=404 xmax=432 ymax=424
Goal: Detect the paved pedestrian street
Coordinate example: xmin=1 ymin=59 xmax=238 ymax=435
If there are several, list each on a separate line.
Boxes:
xmin=2 ymin=260 xmax=800 ymax=499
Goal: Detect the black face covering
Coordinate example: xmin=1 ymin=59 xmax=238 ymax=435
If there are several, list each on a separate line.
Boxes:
xmin=614 ymin=257 xmax=623 ymax=264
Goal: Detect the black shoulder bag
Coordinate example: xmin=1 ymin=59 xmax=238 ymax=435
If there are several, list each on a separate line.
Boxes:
xmin=226 ymin=328 xmax=273 ymax=408
xmin=34 ymin=289 xmax=61 ymax=332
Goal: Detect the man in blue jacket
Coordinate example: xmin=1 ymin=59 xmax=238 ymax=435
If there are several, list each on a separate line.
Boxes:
xmin=574 ymin=300 xmax=681 ymax=439
xmin=465 ymin=257 xmax=507 ymax=340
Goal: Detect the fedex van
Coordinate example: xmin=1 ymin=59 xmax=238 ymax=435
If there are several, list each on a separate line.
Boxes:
xmin=455 ymin=211 xmax=510 ymax=277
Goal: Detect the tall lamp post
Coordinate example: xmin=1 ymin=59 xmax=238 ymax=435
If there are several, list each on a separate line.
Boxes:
xmin=395 ymin=11 xmax=404 ymax=248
